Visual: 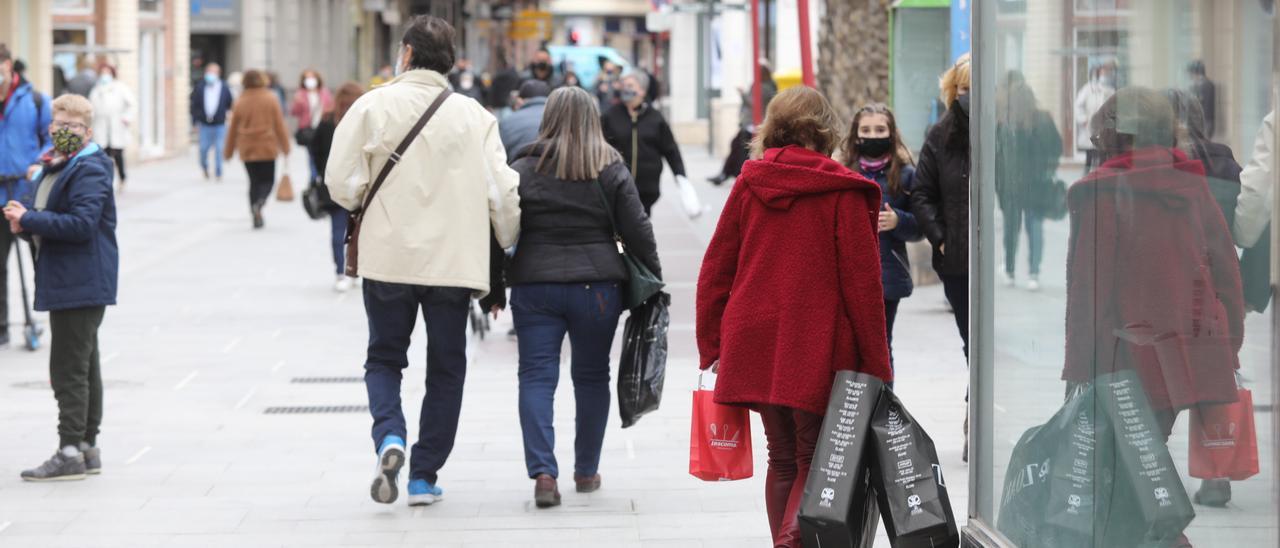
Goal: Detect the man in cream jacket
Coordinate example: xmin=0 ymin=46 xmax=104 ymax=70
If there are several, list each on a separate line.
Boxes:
xmin=325 ymin=15 xmax=520 ymax=508
xmin=1234 ymin=110 xmax=1274 ymax=249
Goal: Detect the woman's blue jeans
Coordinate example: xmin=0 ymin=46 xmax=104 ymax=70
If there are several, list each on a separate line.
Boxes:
xmin=511 ymin=282 xmax=623 ymax=479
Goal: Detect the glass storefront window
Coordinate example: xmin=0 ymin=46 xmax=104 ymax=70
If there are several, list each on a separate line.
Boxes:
xmin=969 ymin=1 xmax=1278 ymax=546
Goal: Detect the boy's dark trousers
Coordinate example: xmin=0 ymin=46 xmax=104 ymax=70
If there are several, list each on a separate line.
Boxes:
xmin=50 ymin=306 xmax=106 ymax=448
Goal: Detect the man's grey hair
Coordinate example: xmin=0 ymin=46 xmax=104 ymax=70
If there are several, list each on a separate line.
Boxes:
xmin=623 ymin=70 xmax=649 ymax=95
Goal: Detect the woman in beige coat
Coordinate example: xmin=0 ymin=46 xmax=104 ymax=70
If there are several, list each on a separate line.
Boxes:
xmin=225 ymin=69 xmax=291 ymax=229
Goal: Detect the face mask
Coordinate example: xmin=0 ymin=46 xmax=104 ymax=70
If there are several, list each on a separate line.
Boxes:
xmin=99 ymin=74 xmax=113 ymax=85
xmin=204 ymin=73 xmax=218 ymax=85
xmin=956 ymin=93 xmax=970 ymax=117
xmin=52 ymin=128 xmax=84 ymax=155
xmin=859 ymin=136 xmax=894 ymax=159
xmin=394 ymin=46 xmax=406 ymax=76
xmin=304 ymin=77 xmax=318 ymax=90
xmin=460 ymin=74 xmax=474 ymax=89
xmin=1099 ymin=74 xmax=1115 ymax=87
xmin=619 ymin=90 xmax=638 ymax=103
xmin=531 ymin=61 xmax=551 ymax=74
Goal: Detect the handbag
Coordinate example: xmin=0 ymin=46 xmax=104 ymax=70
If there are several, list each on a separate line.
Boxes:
xmin=688 ymin=372 xmax=753 ymax=481
xmin=344 ymin=89 xmax=452 ymax=278
xmin=301 ymin=182 xmax=327 ymax=220
xmin=617 ymin=292 xmax=670 ymax=428
xmin=276 ymin=173 xmax=295 ymax=202
xmin=295 ymin=127 xmax=316 ymax=146
xmin=590 ymin=179 xmax=664 ymax=310
xmin=1190 ymin=387 xmax=1259 ymax=481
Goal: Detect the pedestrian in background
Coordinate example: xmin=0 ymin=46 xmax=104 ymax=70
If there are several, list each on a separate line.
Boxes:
xmin=0 ymin=43 xmax=52 ymax=348
xmin=696 ymin=87 xmax=891 ymax=548
xmin=4 ymin=94 xmax=117 ymax=482
xmin=448 ymin=58 xmax=485 ymax=103
xmin=324 ymin=15 xmax=520 ymax=509
xmin=842 ymin=103 xmax=919 ymax=377
xmin=309 ymin=81 xmax=364 ymax=292
xmin=708 ymin=60 xmax=775 ymax=186
xmin=601 ymin=70 xmax=687 ymax=215
xmin=499 ymin=80 xmax=550 ymax=158
xmin=289 ymin=68 xmax=334 ymax=183
xmin=1187 ymin=60 xmax=1217 ymax=138
xmin=995 ymin=77 xmax=1060 ymax=291
xmin=64 ymin=56 xmax=97 ymax=98
xmin=224 ymin=69 xmax=291 ymax=229
xmin=190 ymin=62 xmax=233 ymax=181
xmin=89 ymin=63 xmax=134 ymax=193
xmin=522 ymin=48 xmax=560 ymax=89
xmin=595 ymin=58 xmax=621 ymax=111
xmin=504 ymin=87 xmax=660 ymax=508
xmin=1074 ymin=58 xmax=1116 ymax=174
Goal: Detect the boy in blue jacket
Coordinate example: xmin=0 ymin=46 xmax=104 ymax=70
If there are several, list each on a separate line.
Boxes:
xmin=4 ymin=94 xmax=117 ymax=482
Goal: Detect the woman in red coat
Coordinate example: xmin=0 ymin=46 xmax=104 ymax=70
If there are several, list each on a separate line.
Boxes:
xmin=696 ymin=86 xmax=892 ymax=548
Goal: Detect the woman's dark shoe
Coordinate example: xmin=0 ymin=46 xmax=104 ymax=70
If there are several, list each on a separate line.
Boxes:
xmin=1193 ymin=479 xmax=1232 ymax=507
xmin=706 ymin=173 xmax=729 ymax=186
xmin=574 ymin=473 xmax=601 ymax=493
xmin=251 ymin=205 xmax=265 ymax=229
xmin=533 ymin=474 xmax=561 ymax=508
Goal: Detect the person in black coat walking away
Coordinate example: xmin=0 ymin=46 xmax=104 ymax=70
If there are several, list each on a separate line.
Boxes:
xmin=309 ymin=81 xmax=365 ymax=292
xmin=912 ymin=54 xmax=971 ymax=358
xmin=1186 ymin=60 xmax=1217 ymax=139
xmin=500 ymin=87 xmax=661 ymax=509
xmin=995 ymin=77 xmax=1061 ymax=291
xmin=600 ymin=70 xmax=687 ymax=215
xmin=708 ymin=61 xmax=776 ymax=186
xmin=842 ymin=103 xmax=920 ymax=378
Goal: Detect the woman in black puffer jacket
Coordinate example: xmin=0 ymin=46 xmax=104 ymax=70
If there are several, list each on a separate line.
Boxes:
xmin=502 ymin=86 xmax=660 ymax=509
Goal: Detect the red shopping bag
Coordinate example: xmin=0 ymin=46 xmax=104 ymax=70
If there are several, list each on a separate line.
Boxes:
xmin=689 ymin=388 xmax=753 ymax=481
xmin=1189 ymin=388 xmax=1259 ymax=481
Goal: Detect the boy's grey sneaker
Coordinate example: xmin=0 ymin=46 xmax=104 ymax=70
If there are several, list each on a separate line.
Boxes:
xmin=83 ymin=447 xmax=101 ymax=475
xmin=21 ymin=451 xmax=87 ymax=482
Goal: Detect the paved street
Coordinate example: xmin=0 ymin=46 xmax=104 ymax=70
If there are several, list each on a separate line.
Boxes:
xmin=0 ymin=147 xmax=970 ymax=547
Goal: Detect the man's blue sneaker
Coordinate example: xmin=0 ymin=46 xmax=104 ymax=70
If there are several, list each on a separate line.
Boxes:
xmin=407 ymin=479 xmax=443 ymax=506
xmin=370 ymin=435 xmax=406 ymax=504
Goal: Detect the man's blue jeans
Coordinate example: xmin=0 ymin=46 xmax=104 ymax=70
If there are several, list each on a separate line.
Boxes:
xmin=197 ymin=123 xmax=226 ymax=177
xmin=362 ymin=280 xmax=471 ymax=484
xmin=511 ymin=282 xmax=623 ymax=479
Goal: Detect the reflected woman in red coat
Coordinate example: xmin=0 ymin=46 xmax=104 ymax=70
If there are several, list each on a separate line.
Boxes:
xmin=696 ymin=86 xmax=892 ymax=548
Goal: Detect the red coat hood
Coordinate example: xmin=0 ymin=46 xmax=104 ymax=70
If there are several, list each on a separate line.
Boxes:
xmin=739 ymin=145 xmax=882 ymax=210
xmin=1070 ymin=147 xmax=1208 ymax=210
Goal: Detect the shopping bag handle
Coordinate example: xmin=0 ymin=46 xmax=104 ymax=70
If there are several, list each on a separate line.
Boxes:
xmin=698 ymin=370 xmax=717 ymax=391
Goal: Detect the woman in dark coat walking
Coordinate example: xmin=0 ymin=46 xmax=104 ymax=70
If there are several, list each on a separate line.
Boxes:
xmin=600 ymin=71 xmax=687 ymax=215
xmin=696 ymin=87 xmax=891 ymax=548
xmin=842 ymin=103 xmax=920 ymax=375
xmin=503 ymin=87 xmax=661 ymax=509
xmin=995 ymin=78 xmax=1061 ymax=290
xmin=912 ymin=54 xmax=971 ymax=357
xmin=309 ymin=81 xmax=364 ymax=292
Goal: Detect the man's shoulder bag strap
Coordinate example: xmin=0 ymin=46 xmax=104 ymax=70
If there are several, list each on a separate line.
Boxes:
xmin=344 ymin=88 xmax=452 ymax=277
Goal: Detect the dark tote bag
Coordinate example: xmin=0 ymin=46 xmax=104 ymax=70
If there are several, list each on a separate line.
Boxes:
xmin=617 ymin=292 xmax=670 ymax=428
xmin=798 ymin=371 xmax=884 ymax=548
xmin=869 ymin=388 xmax=959 ymax=548
xmin=591 ymin=179 xmax=664 ymax=310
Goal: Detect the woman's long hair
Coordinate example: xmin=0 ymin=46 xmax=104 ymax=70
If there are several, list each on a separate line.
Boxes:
xmin=842 ymin=103 xmax=913 ymax=197
xmin=330 ymin=82 xmax=365 ymax=124
xmin=533 ymin=87 xmax=621 ymax=181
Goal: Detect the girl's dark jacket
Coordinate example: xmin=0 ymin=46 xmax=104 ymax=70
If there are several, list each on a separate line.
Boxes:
xmin=857 ymin=163 xmax=921 ymax=301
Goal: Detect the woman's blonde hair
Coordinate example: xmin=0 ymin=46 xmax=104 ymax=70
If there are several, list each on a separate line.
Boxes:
xmin=533 ymin=86 xmax=621 ymax=181
xmin=750 ymin=86 xmax=842 ymax=158
xmin=52 ymin=94 xmax=94 ymax=127
xmin=939 ymin=53 xmax=971 ymax=107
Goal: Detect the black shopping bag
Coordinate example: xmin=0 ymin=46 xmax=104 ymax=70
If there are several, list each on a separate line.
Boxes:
xmin=799 ymin=371 xmax=884 ymax=548
xmin=996 ymin=386 xmax=1114 ymax=548
xmin=618 ymin=293 xmax=670 ymax=428
xmin=869 ymin=389 xmax=959 ymax=548
xmin=1094 ymin=370 xmax=1195 ymax=546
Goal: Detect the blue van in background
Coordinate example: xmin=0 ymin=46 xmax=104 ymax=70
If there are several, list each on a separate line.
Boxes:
xmin=546 ymin=46 xmax=631 ymax=89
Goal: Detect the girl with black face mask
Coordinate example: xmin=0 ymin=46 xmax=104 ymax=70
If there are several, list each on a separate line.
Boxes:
xmin=841 ymin=103 xmax=920 ymax=381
